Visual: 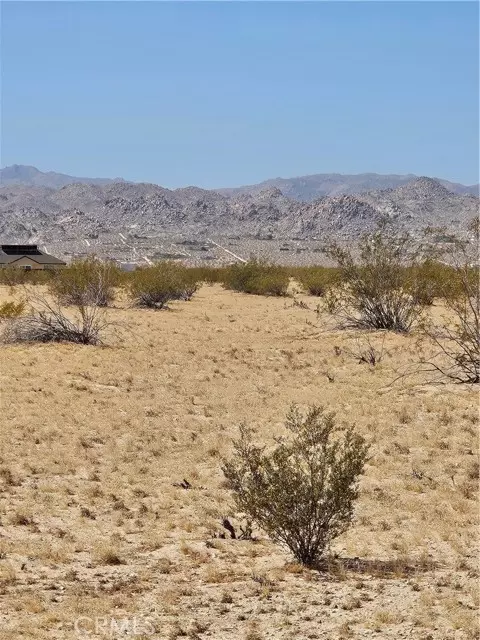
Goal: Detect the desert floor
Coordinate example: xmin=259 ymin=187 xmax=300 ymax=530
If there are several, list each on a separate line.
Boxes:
xmin=0 ymin=284 xmax=478 ymax=640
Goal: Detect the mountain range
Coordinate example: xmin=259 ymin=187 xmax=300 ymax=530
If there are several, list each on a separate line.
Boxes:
xmin=1 ymin=164 xmax=478 ymax=198
xmin=0 ymin=165 xmax=478 ymax=262
xmin=218 ymin=172 xmax=479 ymax=200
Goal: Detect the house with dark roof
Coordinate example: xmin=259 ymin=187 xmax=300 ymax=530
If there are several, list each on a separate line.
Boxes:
xmin=0 ymin=245 xmax=66 ymax=270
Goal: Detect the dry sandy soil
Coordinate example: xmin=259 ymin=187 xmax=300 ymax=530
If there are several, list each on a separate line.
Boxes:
xmin=0 ymin=284 xmax=478 ymax=640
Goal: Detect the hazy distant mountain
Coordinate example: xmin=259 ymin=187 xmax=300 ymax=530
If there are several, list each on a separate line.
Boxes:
xmin=218 ymin=172 xmax=479 ymax=200
xmin=1 ymin=165 xmax=478 ymax=198
xmin=0 ymin=165 xmax=125 ymax=189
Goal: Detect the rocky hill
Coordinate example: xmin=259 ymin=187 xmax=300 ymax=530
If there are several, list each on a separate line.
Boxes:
xmin=0 ymin=176 xmax=477 ymax=241
xmin=0 ymin=173 xmax=477 ymax=265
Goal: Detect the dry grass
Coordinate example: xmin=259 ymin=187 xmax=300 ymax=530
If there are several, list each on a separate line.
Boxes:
xmin=0 ymin=284 xmax=478 ymax=639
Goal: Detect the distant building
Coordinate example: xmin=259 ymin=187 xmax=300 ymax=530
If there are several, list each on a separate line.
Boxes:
xmin=0 ymin=245 xmax=66 ymax=270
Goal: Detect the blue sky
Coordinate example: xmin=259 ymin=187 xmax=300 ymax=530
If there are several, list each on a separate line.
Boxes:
xmin=1 ymin=1 xmax=478 ymax=187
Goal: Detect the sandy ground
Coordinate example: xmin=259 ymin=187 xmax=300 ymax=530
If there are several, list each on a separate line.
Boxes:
xmin=0 ymin=284 xmax=478 ymax=640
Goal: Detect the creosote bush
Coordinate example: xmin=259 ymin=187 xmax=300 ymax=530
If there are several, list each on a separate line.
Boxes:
xmin=293 ymin=266 xmax=339 ymax=297
xmin=222 ymin=260 xmax=289 ymax=297
xmin=222 ymin=405 xmax=369 ymax=567
xmin=48 ymin=257 xmax=121 ymax=307
xmin=419 ymin=219 xmax=480 ymax=383
xmin=128 ymin=261 xmax=199 ymax=309
xmin=0 ymin=267 xmax=52 ymax=287
xmin=325 ymin=227 xmax=426 ymax=332
xmin=184 ymin=265 xmax=226 ymax=284
xmin=403 ymin=259 xmax=472 ymax=306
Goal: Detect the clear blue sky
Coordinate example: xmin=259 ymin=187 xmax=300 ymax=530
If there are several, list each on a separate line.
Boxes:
xmin=1 ymin=1 xmax=478 ymax=187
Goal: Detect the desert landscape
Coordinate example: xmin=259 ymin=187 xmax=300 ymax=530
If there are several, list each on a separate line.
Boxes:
xmin=1 ymin=2 xmax=478 ymax=638
xmin=0 ymin=281 xmax=478 ymax=639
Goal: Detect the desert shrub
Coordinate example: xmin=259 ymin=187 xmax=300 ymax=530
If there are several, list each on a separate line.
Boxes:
xmin=0 ymin=267 xmax=27 ymax=287
xmin=222 ymin=405 xmax=369 ymax=567
xmin=128 ymin=261 xmax=199 ymax=309
xmin=185 ymin=266 xmax=225 ymax=284
xmin=0 ymin=267 xmax=52 ymax=287
xmin=248 ymin=272 xmax=289 ymax=296
xmin=419 ymin=219 xmax=479 ymax=383
xmin=325 ymin=227 xmax=426 ymax=332
xmin=404 ymin=260 xmax=463 ymax=305
xmin=48 ymin=257 xmax=121 ymax=307
xmin=32 ymin=270 xmax=54 ymax=285
xmin=1 ymin=292 xmax=112 ymax=345
xmin=405 ymin=261 xmax=438 ymax=306
xmin=0 ymin=301 xmax=26 ymax=319
xmin=294 ymin=266 xmax=339 ymax=296
xmin=222 ymin=260 xmax=289 ymax=296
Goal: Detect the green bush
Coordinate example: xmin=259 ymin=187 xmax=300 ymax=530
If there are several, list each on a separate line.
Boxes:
xmin=325 ymin=228 xmax=426 ymax=333
xmin=222 ymin=406 xmax=369 ymax=567
xmin=293 ymin=266 xmax=339 ymax=296
xmin=48 ymin=257 xmax=121 ymax=307
xmin=222 ymin=260 xmax=289 ymax=296
xmin=0 ymin=267 xmax=53 ymax=287
xmin=420 ymin=219 xmax=480 ymax=383
xmin=404 ymin=260 xmax=463 ymax=305
xmin=128 ymin=262 xmax=199 ymax=309
xmin=184 ymin=266 xmax=225 ymax=284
